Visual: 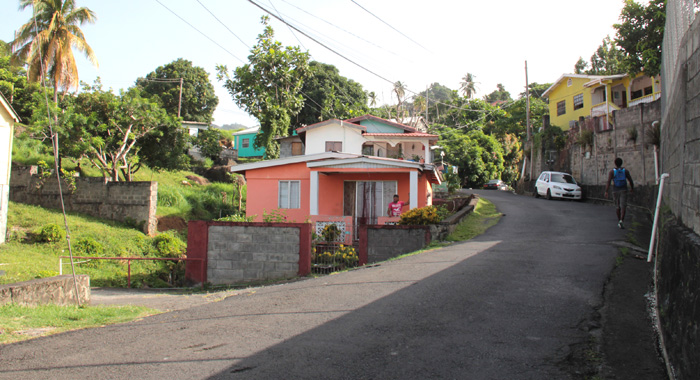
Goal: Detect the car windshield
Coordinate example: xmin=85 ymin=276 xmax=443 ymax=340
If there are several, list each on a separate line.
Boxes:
xmin=550 ymin=173 xmax=576 ymax=184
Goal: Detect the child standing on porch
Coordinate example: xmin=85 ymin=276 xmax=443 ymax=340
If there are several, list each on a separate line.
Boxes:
xmin=387 ymin=194 xmax=409 ymax=217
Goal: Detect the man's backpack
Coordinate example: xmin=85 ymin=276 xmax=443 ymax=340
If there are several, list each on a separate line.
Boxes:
xmin=613 ymin=168 xmax=627 ymax=187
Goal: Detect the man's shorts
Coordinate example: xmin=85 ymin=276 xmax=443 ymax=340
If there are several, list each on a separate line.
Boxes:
xmin=612 ymin=189 xmax=628 ymax=211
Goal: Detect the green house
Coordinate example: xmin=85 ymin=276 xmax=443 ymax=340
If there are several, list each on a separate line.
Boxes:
xmin=233 ymin=126 xmax=265 ymax=158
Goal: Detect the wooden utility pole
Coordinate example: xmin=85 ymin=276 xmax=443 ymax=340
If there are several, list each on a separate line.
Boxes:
xmin=178 ymin=77 xmax=183 ymax=118
xmin=525 ymin=60 xmax=533 ymax=179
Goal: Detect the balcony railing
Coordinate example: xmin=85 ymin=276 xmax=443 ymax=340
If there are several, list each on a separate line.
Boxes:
xmin=590 ymin=102 xmax=621 ymax=117
xmin=628 ymin=92 xmax=661 ymax=107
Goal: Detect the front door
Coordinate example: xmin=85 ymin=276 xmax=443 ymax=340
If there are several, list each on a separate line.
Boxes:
xmin=344 ymin=181 xmax=397 ymax=241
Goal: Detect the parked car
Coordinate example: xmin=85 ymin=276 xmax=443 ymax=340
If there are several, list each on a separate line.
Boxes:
xmin=483 ymin=179 xmax=507 ymax=190
xmin=535 ymin=171 xmax=582 ymax=200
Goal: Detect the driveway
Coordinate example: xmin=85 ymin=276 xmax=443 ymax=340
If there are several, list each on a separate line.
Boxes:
xmin=0 ymin=190 xmax=628 ymax=379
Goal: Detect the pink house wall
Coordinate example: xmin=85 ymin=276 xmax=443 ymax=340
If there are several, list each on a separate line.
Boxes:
xmin=245 ymin=162 xmax=311 ymax=222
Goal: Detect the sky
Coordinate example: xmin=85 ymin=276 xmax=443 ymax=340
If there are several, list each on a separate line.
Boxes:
xmin=0 ymin=0 xmax=634 ymax=128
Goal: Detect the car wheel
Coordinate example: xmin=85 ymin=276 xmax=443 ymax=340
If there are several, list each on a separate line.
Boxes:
xmin=546 ymin=189 xmax=552 ymax=200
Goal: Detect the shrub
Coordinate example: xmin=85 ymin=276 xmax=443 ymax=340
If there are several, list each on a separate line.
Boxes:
xmin=74 ymin=237 xmax=105 ymax=257
xmin=398 ymin=206 xmax=443 ymax=225
xmin=215 ymin=214 xmax=255 ymax=222
xmin=151 ymin=232 xmax=186 ymax=259
xmin=36 ymin=223 xmax=65 ymax=243
xmin=321 ymin=224 xmax=341 ymax=242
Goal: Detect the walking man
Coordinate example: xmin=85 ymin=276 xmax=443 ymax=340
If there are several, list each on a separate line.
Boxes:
xmin=604 ymin=157 xmax=634 ymax=229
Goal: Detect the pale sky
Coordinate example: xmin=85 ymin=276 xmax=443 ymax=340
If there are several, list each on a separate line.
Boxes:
xmin=1 ymin=0 xmax=632 ymax=127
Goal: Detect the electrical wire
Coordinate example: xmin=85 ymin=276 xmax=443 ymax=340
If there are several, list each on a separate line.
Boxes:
xmin=154 ymin=0 xmax=245 ymax=64
xmin=195 ymin=0 xmax=250 ymax=50
xmin=349 ymin=0 xmax=431 ymax=53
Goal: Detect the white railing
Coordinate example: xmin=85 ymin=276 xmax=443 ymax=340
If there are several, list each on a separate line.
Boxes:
xmin=590 ymin=102 xmax=620 ymax=117
xmin=628 ymin=92 xmax=661 ymax=107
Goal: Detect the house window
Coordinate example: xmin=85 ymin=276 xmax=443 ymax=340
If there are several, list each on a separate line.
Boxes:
xmin=242 ymin=138 xmax=250 ymax=148
xmin=278 ymin=181 xmax=300 ymax=209
xmin=573 ymin=93 xmax=584 ymax=110
xmin=362 ymin=144 xmax=374 ymax=156
xmin=291 ymin=142 xmax=303 ymax=156
xmin=557 ymin=100 xmax=566 ymax=116
xmin=567 ymin=78 xmax=573 ymax=87
xmin=325 ymin=141 xmax=342 ymax=152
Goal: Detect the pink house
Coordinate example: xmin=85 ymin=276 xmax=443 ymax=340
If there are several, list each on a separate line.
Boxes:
xmin=231 ymin=115 xmax=442 ymax=243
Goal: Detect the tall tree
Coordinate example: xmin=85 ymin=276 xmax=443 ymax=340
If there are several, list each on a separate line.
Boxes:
xmin=574 ymin=57 xmax=588 ymax=74
xmin=367 ymin=91 xmax=377 ymax=107
xmin=217 ymin=16 xmax=310 ymax=159
xmin=291 ymin=61 xmax=367 ymax=130
xmin=483 ymin=83 xmax=511 ymax=104
xmin=393 ymin=81 xmax=406 ymax=120
xmin=459 ymin=73 xmax=477 ymax=99
xmin=614 ymin=0 xmax=665 ymax=76
xmin=136 ymin=58 xmax=218 ymax=123
xmin=10 ymin=0 xmax=98 ymax=103
xmin=0 ymin=42 xmax=43 ymax=121
xmin=587 ymin=36 xmax=624 ymax=75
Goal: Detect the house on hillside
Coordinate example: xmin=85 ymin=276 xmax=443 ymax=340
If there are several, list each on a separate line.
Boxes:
xmin=181 ymin=121 xmax=209 ymax=137
xmin=0 ymin=92 xmax=19 ymax=244
xmin=232 ymin=126 xmax=265 ymax=158
xmin=230 ymin=115 xmax=442 ymax=243
xmin=542 ymin=72 xmax=661 ymax=131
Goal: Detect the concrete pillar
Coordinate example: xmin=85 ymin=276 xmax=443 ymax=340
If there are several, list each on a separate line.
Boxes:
xmin=409 ymin=171 xmax=418 ymax=209
xmin=310 ymin=170 xmax=319 ymax=215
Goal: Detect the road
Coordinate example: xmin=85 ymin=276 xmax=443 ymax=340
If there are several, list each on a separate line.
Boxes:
xmin=0 ymin=190 xmax=625 ymax=379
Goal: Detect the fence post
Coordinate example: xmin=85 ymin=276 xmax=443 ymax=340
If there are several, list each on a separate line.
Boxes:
xmin=185 ymin=220 xmax=209 ymax=284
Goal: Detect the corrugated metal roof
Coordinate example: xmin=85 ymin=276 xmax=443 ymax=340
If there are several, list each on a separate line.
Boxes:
xmin=363 ymin=132 xmax=438 ymax=137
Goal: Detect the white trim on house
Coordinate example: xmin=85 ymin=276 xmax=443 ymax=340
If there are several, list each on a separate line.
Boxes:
xmin=230 ymin=152 xmax=358 ymax=173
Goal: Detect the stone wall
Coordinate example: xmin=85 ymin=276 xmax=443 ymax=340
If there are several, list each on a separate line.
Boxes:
xmin=186 ymin=221 xmax=312 ymax=285
xmin=0 ymin=275 xmax=90 ymax=306
xmin=653 ymin=14 xmax=700 ymax=380
xmin=10 ymin=166 xmax=158 ymax=235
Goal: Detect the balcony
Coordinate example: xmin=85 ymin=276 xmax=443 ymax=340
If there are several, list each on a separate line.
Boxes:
xmin=590 ymin=102 xmax=621 ymax=117
xmin=628 ymin=92 xmax=661 ymax=107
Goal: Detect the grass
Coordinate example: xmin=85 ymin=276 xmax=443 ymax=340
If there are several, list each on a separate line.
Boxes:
xmin=445 ymin=197 xmax=501 ymax=241
xmin=0 ymin=202 xmax=181 ymax=288
xmin=0 ymin=303 xmax=158 ymax=345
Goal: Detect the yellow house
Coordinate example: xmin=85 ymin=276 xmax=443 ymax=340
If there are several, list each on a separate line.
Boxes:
xmin=542 ymin=73 xmax=661 ymax=131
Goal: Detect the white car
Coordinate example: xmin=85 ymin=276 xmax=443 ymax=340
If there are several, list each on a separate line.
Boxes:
xmin=535 ymin=171 xmax=582 ymax=200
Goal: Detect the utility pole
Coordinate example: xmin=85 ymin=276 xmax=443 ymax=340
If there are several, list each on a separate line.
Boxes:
xmin=178 ymin=77 xmax=183 ymax=118
xmin=525 ymin=60 xmax=532 ymax=180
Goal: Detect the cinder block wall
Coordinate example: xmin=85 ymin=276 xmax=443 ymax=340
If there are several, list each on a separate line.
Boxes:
xmin=186 ymin=221 xmax=312 ymax=285
xmin=360 ymin=225 xmax=430 ymax=264
xmin=10 ymin=166 xmax=158 ymax=235
xmin=0 ymin=275 xmax=90 ymax=306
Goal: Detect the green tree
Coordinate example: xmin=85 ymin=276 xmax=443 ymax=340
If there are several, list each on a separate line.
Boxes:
xmin=614 ymin=0 xmax=665 ymax=76
xmin=459 ymin=73 xmax=477 ymax=99
xmin=367 ymin=91 xmax=377 ymax=107
xmin=587 ymin=35 xmax=624 ymax=75
xmin=0 ymin=45 xmax=43 ymax=121
xmin=291 ymin=61 xmax=367 ymax=129
xmin=34 ymin=81 xmax=176 ymax=181
xmin=483 ymin=83 xmax=511 ymax=104
xmin=193 ymin=128 xmax=224 ymax=161
xmin=10 ymin=0 xmax=98 ymax=103
xmin=136 ymin=58 xmax=218 ymax=123
xmin=216 ymin=16 xmax=310 ymax=159
xmin=393 ymin=80 xmax=407 ymax=120
xmin=574 ymin=57 xmax=588 ymax=74
xmin=518 ymin=82 xmax=552 ymax=100
xmin=440 ymin=128 xmax=504 ymax=187
xmin=136 ymin=120 xmax=191 ymax=171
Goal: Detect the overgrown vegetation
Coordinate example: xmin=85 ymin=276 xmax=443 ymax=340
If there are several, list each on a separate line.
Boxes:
xmin=445 ymin=198 xmax=501 ymax=241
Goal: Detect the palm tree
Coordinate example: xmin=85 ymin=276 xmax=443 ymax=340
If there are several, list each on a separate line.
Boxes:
xmin=10 ymin=0 xmax=98 ymax=103
xmin=459 ymin=73 xmax=477 ymax=99
xmin=368 ymin=91 xmax=377 ymax=107
xmin=393 ymin=81 xmax=406 ymax=120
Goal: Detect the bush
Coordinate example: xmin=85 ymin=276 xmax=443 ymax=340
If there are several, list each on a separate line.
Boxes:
xmin=151 ymin=232 xmax=186 ymax=259
xmin=36 ymin=223 xmax=65 ymax=243
xmin=74 ymin=237 xmax=105 ymax=257
xmin=398 ymin=206 xmax=444 ymax=225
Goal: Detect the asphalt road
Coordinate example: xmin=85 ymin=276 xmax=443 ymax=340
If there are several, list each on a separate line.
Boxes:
xmin=0 ymin=190 xmax=625 ymax=379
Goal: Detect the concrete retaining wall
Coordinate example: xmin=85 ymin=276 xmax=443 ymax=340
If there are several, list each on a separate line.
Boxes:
xmin=0 ymin=275 xmax=90 ymax=306
xmin=10 ymin=166 xmax=158 ymax=235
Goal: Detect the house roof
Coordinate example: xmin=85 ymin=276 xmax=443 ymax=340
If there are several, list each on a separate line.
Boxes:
xmin=583 ymin=74 xmax=628 ymax=88
xmin=296 ymin=119 xmax=366 ymax=134
xmin=363 ymin=132 xmax=438 ymax=138
xmin=541 ymin=74 xmax=605 ymax=99
xmin=344 ymin=114 xmax=418 ymax=133
xmin=0 ymin=91 xmax=20 ymax=122
xmin=232 ymin=126 xmax=261 ymax=135
xmin=181 ymin=121 xmax=210 ymax=129
xmin=230 ymin=151 xmax=442 ymax=184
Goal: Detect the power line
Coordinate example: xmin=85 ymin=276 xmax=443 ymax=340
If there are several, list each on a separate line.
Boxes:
xmin=154 ymin=0 xmax=245 ymax=64
xmin=350 ymin=0 xmax=431 ymax=53
xmin=267 ymin=0 xmax=307 ymax=51
xmin=196 ymin=0 xmax=250 ymax=50
xmin=278 ymin=0 xmax=401 ymax=58
xmin=247 ymin=0 xmax=395 ymax=87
